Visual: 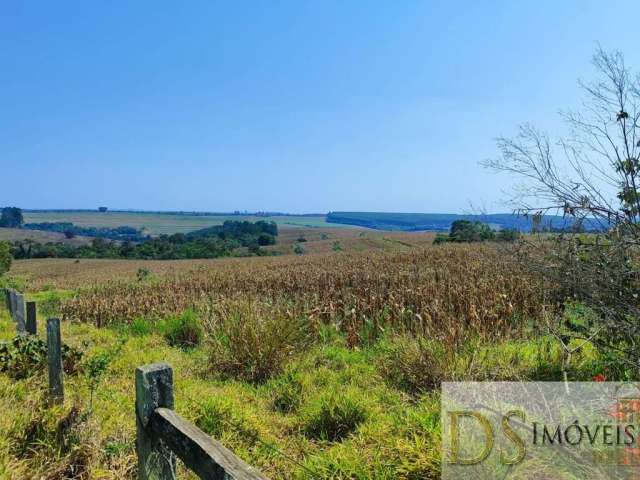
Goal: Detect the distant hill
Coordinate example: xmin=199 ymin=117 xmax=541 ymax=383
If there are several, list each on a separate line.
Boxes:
xmin=326 ymin=211 xmax=601 ymax=232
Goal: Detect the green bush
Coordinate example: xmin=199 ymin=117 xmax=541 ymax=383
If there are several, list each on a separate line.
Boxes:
xmin=0 ymin=241 xmax=11 ymax=276
xmin=38 ymin=291 xmax=64 ymax=318
xmin=0 ymin=335 xmax=83 ymax=379
xmin=268 ymin=370 xmax=303 ymax=413
xmin=301 ymin=391 xmax=368 ymax=442
xmin=207 ymin=301 xmax=310 ymax=383
xmin=376 ymin=337 xmax=445 ymax=395
xmin=160 ymin=309 xmax=203 ymax=349
xmin=432 ymin=233 xmax=450 ymax=245
xmin=496 ymin=228 xmax=520 ymax=242
xmin=128 ymin=317 xmax=153 ymax=336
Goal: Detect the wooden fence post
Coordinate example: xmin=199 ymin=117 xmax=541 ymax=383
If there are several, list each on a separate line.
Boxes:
xmin=14 ymin=293 xmax=26 ymax=334
xmin=26 ymin=302 xmax=37 ymax=335
xmin=9 ymin=290 xmax=17 ymax=319
xmin=46 ymin=318 xmax=64 ymax=405
xmin=136 ymin=363 xmax=176 ymax=480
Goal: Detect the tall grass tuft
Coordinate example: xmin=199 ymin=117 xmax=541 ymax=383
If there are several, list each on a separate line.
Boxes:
xmin=160 ymin=309 xmax=203 ymax=349
xmin=301 ymin=390 xmax=368 ymax=442
xmin=206 ymin=300 xmax=310 ymax=383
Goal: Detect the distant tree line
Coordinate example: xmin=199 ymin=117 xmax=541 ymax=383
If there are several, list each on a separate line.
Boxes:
xmin=433 ymin=220 xmax=520 ymax=244
xmin=11 ymin=220 xmax=278 ymax=260
xmin=22 ymin=222 xmax=148 ymax=242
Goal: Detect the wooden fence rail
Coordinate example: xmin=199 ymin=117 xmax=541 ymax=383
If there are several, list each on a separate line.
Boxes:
xmin=136 ymin=363 xmax=270 ymax=480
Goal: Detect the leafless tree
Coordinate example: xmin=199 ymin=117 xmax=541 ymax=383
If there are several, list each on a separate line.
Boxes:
xmin=483 ymin=48 xmax=640 ymax=373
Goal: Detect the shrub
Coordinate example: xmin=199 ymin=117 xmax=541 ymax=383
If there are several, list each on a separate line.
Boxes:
xmin=293 ymin=243 xmax=305 ymax=255
xmin=0 ymin=241 xmax=11 ymax=276
xmin=206 ymin=301 xmax=310 ymax=383
xmin=39 ymin=291 xmax=63 ymax=317
xmin=128 ymin=317 xmax=153 ymax=336
xmin=332 ymin=241 xmax=342 ymax=252
xmin=376 ymin=337 xmax=445 ymax=395
xmin=268 ymin=370 xmax=303 ymax=413
xmin=496 ymin=228 xmax=520 ymax=242
xmin=432 ymin=233 xmax=449 ymax=245
xmin=0 ymin=335 xmax=83 ymax=379
xmin=160 ymin=309 xmax=203 ymax=349
xmin=136 ymin=268 xmax=152 ymax=282
xmin=301 ymin=391 xmax=368 ymax=442
xmin=192 ymin=397 xmax=260 ymax=444
xmin=257 ymin=233 xmax=275 ymax=246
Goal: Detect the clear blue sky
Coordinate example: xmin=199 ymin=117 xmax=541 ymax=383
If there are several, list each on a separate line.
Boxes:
xmin=2 ymin=1 xmax=640 ymax=213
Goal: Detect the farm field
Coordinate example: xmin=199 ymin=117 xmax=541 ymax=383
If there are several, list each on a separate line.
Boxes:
xmin=0 ymin=228 xmax=93 ymax=246
xmin=0 ymin=239 xmax=616 ymax=479
xmin=7 ymin=230 xmax=436 ymax=290
xmin=22 ymin=211 xmax=348 ymax=236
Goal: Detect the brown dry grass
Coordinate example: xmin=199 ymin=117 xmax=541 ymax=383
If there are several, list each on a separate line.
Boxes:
xmin=59 ymin=242 xmax=544 ymax=344
xmin=8 ymin=230 xmax=435 ymax=290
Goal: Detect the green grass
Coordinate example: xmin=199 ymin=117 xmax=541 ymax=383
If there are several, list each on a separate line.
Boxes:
xmin=22 ymin=211 xmax=343 ymax=235
xmin=0 ymin=303 xmax=620 ymax=479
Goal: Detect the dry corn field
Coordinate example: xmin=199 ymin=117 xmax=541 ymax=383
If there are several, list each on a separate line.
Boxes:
xmin=58 ymin=243 xmax=546 ymax=342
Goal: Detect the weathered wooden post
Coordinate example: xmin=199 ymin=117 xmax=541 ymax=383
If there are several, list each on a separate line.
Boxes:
xmin=14 ymin=293 xmax=26 ymax=334
xmin=26 ymin=301 xmax=37 ymax=335
xmin=136 ymin=363 xmax=176 ymax=480
xmin=46 ymin=318 xmax=64 ymax=405
xmin=9 ymin=290 xmax=17 ymax=319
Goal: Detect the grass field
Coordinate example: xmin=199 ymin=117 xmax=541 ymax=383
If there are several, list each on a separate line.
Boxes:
xmin=22 ymin=211 xmax=347 ymax=235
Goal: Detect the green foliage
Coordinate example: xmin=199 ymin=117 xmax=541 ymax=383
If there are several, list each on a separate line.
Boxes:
xmin=82 ymin=339 xmax=124 ymax=410
xmin=449 ymin=220 xmax=495 ymax=242
xmin=432 ymin=221 xmax=519 ymax=244
xmin=11 ymin=220 xmax=279 ymax=260
xmin=376 ymin=337 xmax=445 ymax=395
xmin=432 ymin=233 xmax=449 ymax=245
xmin=268 ymin=370 xmax=303 ymax=413
xmin=0 ymin=207 xmax=23 ymax=228
xmin=136 ymin=268 xmax=152 ymax=282
xmin=0 ymin=241 xmax=11 ymax=276
xmin=38 ymin=291 xmax=64 ymax=317
xmin=0 ymin=335 xmax=83 ymax=379
xmin=496 ymin=228 xmax=520 ymax=242
xmin=128 ymin=317 xmax=153 ymax=336
xmin=23 ymin=222 xmax=145 ymax=241
xmin=293 ymin=243 xmax=305 ymax=255
xmin=207 ymin=302 xmax=310 ymax=383
xmin=160 ymin=309 xmax=203 ymax=349
xmin=301 ymin=391 xmax=368 ymax=442
xmin=332 ymin=241 xmax=342 ymax=252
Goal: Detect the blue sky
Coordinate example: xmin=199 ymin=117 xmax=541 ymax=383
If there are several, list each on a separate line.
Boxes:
xmin=2 ymin=1 xmax=640 ymax=213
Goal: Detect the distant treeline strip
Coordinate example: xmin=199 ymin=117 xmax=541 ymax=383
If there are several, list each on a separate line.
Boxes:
xmin=326 ymin=211 xmax=603 ymax=232
xmin=11 ymin=221 xmax=278 ymax=260
xmin=23 ymin=222 xmax=148 ymax=242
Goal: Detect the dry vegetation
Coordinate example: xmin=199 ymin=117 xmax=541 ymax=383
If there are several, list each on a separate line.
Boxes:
xmin=7 ymin=230 xmax=435 ymax=290
xmin=59 ymin=243 xmax=543 ymax=344
xmin=2 ymin=234 xmax=605 ymax=479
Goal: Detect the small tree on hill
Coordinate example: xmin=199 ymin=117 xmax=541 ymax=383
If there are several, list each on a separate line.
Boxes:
xmin=0 ymin=207 xmax=23 ymax=228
